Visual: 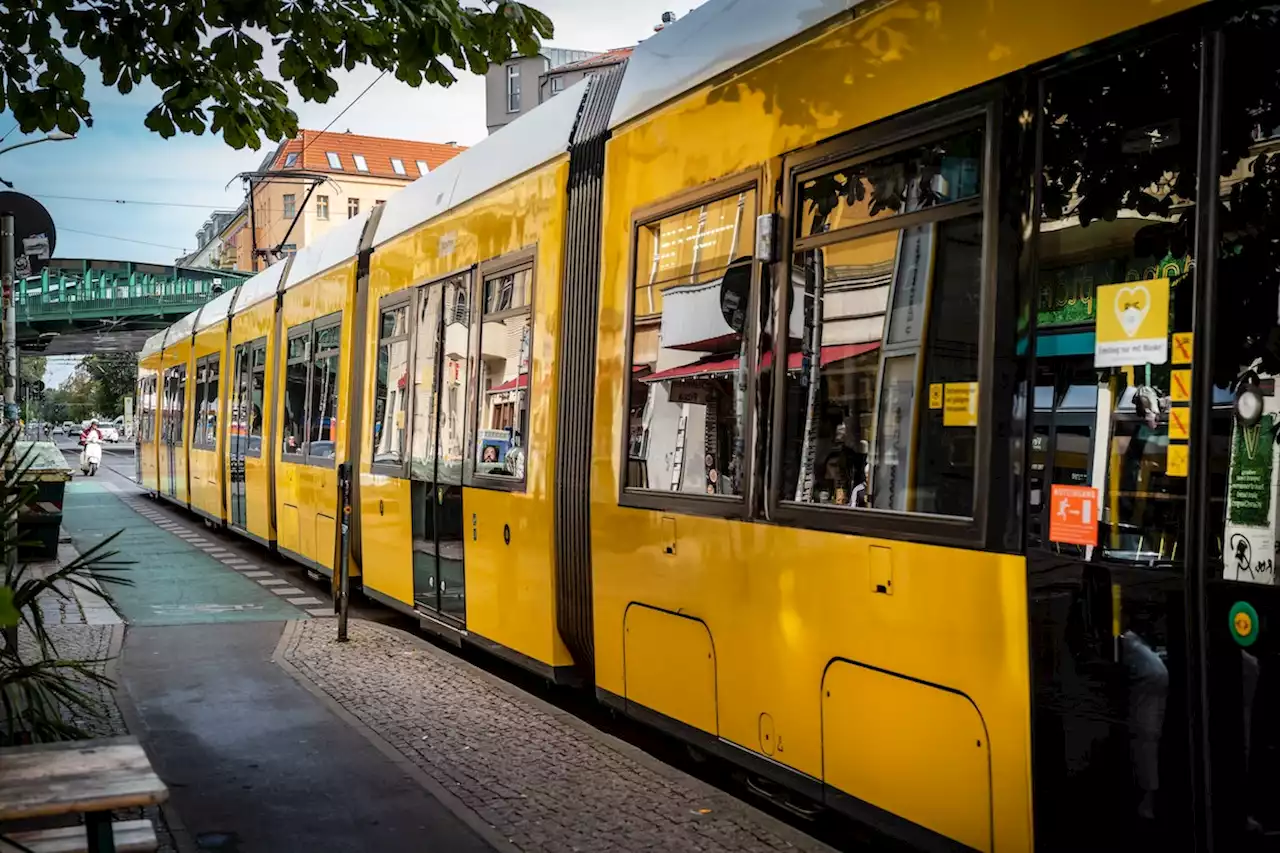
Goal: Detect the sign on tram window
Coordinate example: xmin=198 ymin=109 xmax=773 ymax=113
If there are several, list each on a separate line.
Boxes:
xmin=1048 ymin=484 xmax=1098 ymax=547
xmin=1090 ymin=279 xmax=1172 ymax=366
xmin=1094 ymin=279 xmax=1170 ymax=367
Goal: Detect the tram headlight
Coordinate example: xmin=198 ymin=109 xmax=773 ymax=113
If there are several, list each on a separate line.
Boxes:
xmin=1236 ymin=384 xmax=1264 ymax=427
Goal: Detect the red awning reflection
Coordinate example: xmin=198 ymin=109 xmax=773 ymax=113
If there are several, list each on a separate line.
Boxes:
xmin=642 ymin=342 xmax=879 ymax=383
xmin=488 ymin=374 xmax=529 ymax=393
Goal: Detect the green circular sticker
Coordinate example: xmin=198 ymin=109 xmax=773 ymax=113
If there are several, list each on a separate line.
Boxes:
xmin=1230 ymin=601 xmax=1260 ymax=647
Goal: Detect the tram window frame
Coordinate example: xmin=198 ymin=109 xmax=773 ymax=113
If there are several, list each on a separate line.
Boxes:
xmin=281 ymin=326 xmax=311 ymax=464
xmin=766 ymin=99 xmax=1000 ymax=547
xmin=172 ymin=363 xmax=187 ymax=448
xmin=618 ymin=171 xmax=764 ymax=519
xmin=232 ymin=338 xmax=267 ymax=460
xmin=472 ymin=248 xmax=535 ymax=493
xmin=191 ymin=356 xmax=210 ymax=449
xmin=298 ymin=313 xmax=343 ymax=469
xmin=372 ymin=292 xmax=413 ymax=478
xmin=249 ymin=339 xmax=267 ymax=457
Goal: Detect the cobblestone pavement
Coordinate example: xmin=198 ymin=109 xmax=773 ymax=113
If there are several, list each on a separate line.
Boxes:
xmin=282 ymin=619 xmax=836 ymax=853
xmin=15 ymin=551 xmax=177 ymax=853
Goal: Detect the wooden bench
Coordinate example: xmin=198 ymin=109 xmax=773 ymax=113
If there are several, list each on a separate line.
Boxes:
xmin=2 ymin=819 xmax=157 ymax=853
xmin=0 ymin=737 xmax=168 ymax=853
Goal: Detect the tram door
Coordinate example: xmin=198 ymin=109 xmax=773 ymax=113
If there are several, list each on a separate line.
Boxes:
xmin=162 ymin=365 xmax=184 ymax=498
xmin=410 ymin=276 xmax=469 ymax=625
xmin=1023 ymin=33 xmax=1200 ymax=853
xmin=227 ymin=343 xmax=249 ymax=529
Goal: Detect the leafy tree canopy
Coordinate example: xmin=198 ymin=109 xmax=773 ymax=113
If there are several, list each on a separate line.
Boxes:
xmin=0 ymin=0 xmax=553 ymax=149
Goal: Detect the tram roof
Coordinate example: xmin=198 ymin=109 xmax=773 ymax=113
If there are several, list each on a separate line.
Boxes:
xmin=232 ymin=259 xmax=288 ymax=315
xmin=165 ymin=307 xmax=200 ymax=347
xmin=140 ymin=330 xmax=166 ymax=359
xmin=285 ymin=209 xmax=372 ymax=288
xmin=193 ymin=285 xmax=242 ymax=333
xmin=373 ymin=76 xmax=591 ymax=249
xmin=609 ymin=0 xmax=858 ymax=130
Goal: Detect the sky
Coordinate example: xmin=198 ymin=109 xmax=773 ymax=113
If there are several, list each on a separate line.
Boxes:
xmin=14 ymin=1 xmax=702 ymax=386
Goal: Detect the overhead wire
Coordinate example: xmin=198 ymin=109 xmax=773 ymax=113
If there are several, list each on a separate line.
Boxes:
xmin=298 ymin=70 xmax=388 ymax=158
xmin=58 ymin=228 xmax=187 ymax=252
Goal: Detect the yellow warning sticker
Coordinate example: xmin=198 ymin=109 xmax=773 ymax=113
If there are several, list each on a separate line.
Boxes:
xmin=1170 ymin=369 xmax=1192 ymax=403
xmin=1095 ymin=279 xmax=1170 ymax=367
xmin=943 ymin=382 xmax=979 ymax=427
xmin=1169 ymin=407 xmax=1191 ymax=441
xmin=1167 ymin=442 xmax=1189 ymax=477
xmin=929 ymin=383 xmax=943 ymax=410
xmin=1172 ymin=332 xmax=1194 ymax=365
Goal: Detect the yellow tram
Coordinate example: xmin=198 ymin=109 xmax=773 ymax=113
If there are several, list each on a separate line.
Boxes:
xmin=138 ymin=1 xmax=1280 ymax=849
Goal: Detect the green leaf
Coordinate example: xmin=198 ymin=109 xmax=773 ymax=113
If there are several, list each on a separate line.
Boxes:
xmin=0 ymin=588 xmax=19 ymax=629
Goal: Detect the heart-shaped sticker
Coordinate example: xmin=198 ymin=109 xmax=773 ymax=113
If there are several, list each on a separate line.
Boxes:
xmin=1114 ymin=285 xmax=1151 ymax=338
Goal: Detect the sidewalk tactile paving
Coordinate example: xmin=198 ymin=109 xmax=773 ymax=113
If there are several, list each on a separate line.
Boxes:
xmin=271 ymin=587 xmax=304 ymax=596
xmin=305 ymin=608 xmax=334 ymax=617
xmin=257 ymin=579 xmax=287 ymax=587
xmin=282 ymin=620 xmax=832 ymax=853
xmin=242 ymin=571 xmax=273 ymax=578
xmin=287 ymin=596 xmax=324 ymax=606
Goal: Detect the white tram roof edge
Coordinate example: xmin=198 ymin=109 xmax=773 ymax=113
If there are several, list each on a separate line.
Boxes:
xmin=373 ymin=77 xmax=592 ymax=249
xmin=608 ymin=0 xmax=859 ymax=131
xmin=140 ymin=330 xmax=166 ymax=359
xmin=231 ymin=259 xmax=289 ymax=316
xmin=193 ymin=285 xmax=241 ymax=333
xmin=164 ymin=307 xmax=201 ymax=347
xmin=284 ymin=210 xmax=372 ymax=289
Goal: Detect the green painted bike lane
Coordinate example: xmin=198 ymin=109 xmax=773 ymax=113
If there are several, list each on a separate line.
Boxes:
xmin=61 ymin=481 xmax=305 ymax=626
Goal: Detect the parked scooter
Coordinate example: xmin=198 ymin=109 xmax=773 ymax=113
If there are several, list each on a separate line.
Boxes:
xmin=80 ymin=435 xmax=102 ymax=476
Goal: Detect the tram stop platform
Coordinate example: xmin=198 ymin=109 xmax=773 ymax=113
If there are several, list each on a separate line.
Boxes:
xmin=37 ymin=467 xmax=836 ymax=853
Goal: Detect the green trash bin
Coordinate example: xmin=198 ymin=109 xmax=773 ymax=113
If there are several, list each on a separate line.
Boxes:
xmin=14 ymin=441 xmax=72 ymax=559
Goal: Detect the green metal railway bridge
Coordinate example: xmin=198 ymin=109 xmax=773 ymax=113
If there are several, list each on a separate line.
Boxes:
xmin=16 ymin=259 xmax=250 ymax=355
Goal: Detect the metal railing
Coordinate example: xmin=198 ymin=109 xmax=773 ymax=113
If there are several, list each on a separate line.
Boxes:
xmin=16 ymin=260 xmax=250 ymax=322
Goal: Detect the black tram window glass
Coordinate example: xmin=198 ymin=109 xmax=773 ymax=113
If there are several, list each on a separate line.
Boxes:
xmin=373 ymin=305 xmax=410 ymax=467
xmin=308 ymin=322 xmax=341 ymax=460
xmin=627 ymin=189 xmax=756 ymax=496
xmin=1030 ymin=37 xmax=1200 ymax=564
xmin=476 ymin=268 xmax=528 ymax=486
xmin=282 ymin=331 xmax=309 ymax=457
xmin=796 ymin=129 xmax=982 ymax=238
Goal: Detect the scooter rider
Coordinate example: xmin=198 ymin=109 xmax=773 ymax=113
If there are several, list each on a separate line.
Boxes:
xmin=80 ymin=420 xmax=103 ymax=446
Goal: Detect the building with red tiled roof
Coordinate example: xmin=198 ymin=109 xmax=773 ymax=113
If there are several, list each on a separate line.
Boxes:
xmin=181 ymin=130 xmax=467 ymax=272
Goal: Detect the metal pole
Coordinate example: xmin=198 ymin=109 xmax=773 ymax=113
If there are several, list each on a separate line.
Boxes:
xmin=1 ymin=213 xmax=15 ymax=429
xmin=335 ymin=461 xmax=351 ymax=641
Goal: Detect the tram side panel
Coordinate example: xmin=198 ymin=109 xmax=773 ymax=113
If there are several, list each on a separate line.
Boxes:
xmin=275 ymin=263 xmax=357 ymax=574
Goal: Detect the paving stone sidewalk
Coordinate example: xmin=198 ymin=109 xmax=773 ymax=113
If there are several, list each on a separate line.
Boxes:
xmin=281 ymin=618 xmax=836 ymax=853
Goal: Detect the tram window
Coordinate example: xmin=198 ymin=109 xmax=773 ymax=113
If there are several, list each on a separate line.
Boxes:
xmin=410 ymin=285 xmax=443 ymax=481
xmin=780 ymin=212 xmax=981 ymax=515
xmin=191 ymin=360 xmax=208 ymax=448
xmin=372 ymin=304 xmax=410 ymax=468
xmin=796 ymin=129 xmax=982 ymax=238
xmin=173 ymin=365 xmax=186 ymax=447
xmin=205 ymin=356 xmax=220 ymax=448
xmin=1030 ymin=35 xmax=1200 ymax=562
xmin=1209 ymin=11 xmax=1280 ymax=584
xmin=626 ymin=189 xmax=756 ymax=497
xmin=476 ymin=267 xmax=529 ymax=486
xmin=282 ymin=331 xmax=309 ymax=458
xmin=308 ymin=323 xmax=341 ymax=460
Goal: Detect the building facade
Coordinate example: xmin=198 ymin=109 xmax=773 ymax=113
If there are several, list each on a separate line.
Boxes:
xmin=180 ymin=130 xmax=466 ymax=272
xmin=484 ymin=47 xmax=631 ymax=134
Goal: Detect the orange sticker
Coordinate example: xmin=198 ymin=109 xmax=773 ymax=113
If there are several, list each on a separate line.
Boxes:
xmin=1049 ymin=484 xmax=1099 ymax=547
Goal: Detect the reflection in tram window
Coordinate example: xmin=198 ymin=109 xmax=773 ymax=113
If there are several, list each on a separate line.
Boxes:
xmin=477 ymin=268 xmax=530 ymax=483
xmin=309 ymin=323 xmax=340 ymax=457
xmin=1027 ymin=35 xmax=1199 ymax=850
xmin=410 ymin=285 xmax=443 ymax=480
xmin=627 ymin=189 xmax=756 ymax=496
xmin=282 ymin=332 xmax=309 ymax=456
xmin=782 ymin=146 xmax=982 ymax=517
xmin=436 ymin=279 xmax=470 ymax=485
xmin=372 ymin=305 xmax=410 ymax=466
